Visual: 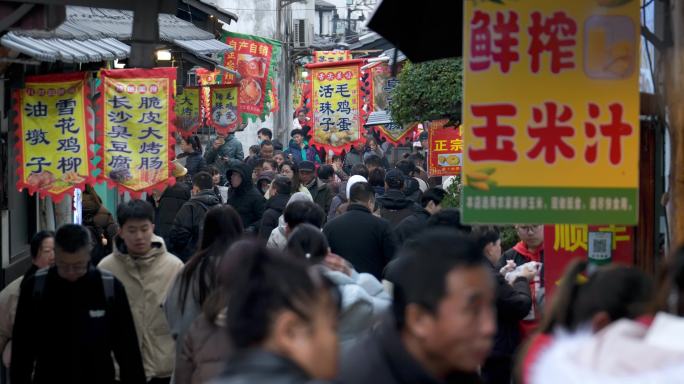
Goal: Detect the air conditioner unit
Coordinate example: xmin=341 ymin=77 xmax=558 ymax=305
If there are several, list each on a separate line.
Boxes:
xmin=293 ymin=18 xmax=312 ymax=48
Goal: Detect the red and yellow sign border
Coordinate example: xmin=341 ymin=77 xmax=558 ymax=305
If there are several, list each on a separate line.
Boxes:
xmin=13 ymin=72 xmax=96 ymax=202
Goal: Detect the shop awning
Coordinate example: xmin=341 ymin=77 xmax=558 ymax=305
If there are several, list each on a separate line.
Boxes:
xmin=1 ymin=32 xmax=129 ymax=63
xmin=364 ymin=110 xmax=394 ymax=126
xmin=1 ymin=6 xmax=233 ymax=63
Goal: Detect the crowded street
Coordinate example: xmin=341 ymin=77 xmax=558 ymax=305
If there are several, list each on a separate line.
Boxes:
xmin=0 ymin=0 xmax=683 ymax=383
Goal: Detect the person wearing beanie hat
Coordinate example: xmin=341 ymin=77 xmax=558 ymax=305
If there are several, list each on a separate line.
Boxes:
xmin=297 ymin=160 xmax=333 ymax=215
xmin=284 ymin=128 xmax=320 ymax=164
xmin=376 ymin=169 xmax=417 ymax=228
xmin=346 ymin=174 xmax=368 ymax=200
xmin=266 ymin=192 xmax=315 ymax=250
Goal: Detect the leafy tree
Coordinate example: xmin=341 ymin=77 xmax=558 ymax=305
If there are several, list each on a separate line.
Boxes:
xmin=389 ymin=58 xmax=463 ymax=126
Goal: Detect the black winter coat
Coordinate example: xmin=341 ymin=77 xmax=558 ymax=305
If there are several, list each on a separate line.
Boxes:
xmin=393 ymin=207 xmax=431 ymax=246
xmin=339 ymin=318 xmax=481 ymax=384
xmin=11 ymin=266 xmax=146 ymax=384
xmin=226 ymin=163 xmax=266 ymax=231
xmin=306 ymin=178 xmax=334 ymax=217
xmin=487 ymin=261 xmax=532 ymax=357
xmin=323 ymin=204 xmax=396 ymax=280
xmin=156 ymin=182 xmax=191 ymax=240
xmin=167 ymin=190 xmax=221 ymax=261
xmin=180 ymin=151 xmax=206 ymax=177
xmin=376 ymin=189 xmax=417 ymax=228
xmin=211 ymin=349 xmax=324 ymax=384
xmin=258 ymin=193 xmax=290 ymax=239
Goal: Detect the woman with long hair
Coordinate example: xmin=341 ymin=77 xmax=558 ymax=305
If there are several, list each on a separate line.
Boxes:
xmin=210 ymin=240 xmax=340 ymax=384
xmin=278 ymin=160 xmax=311 ymax=198
xmin=165 ymin=206 xmax=243 ymax=356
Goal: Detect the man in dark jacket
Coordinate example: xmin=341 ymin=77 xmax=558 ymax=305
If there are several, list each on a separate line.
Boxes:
xmin=284 ymin=129 xmax=320 ymax=164
xmin=473 ymin=226 xmax=533 ymax=384
xmin=328 ymin=164 xmax=368 ymax=221
xmin=394 ymin=187 xmax=447 ymax=245
xmin=258 ymin=176 xmax=292 ymax=239
xmin=167 ymin=172 xmax=221 ymax=261
xmin=338 ymin=230 xmax=495 ymax=384
xmin=298 ymin=160 xmax=333 ymax=216
xmin=204 ymin=133 xmax=244 ymax=182
xmin=11 ymin=224 xmax=146 ymax=384
xmin=226 ymin=162 xmax=266 ymax=232
xmin=323 ymin=182 xmax=396 ymax=280
xmin=376 ymin=169 xmax=417 ymax=228
xmin=153 ymin=168 xmax=191 ymax=240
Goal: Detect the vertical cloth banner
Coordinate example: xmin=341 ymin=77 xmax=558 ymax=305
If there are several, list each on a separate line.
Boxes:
xmin=462 ymin=0 xmax=640 ymax=224
xmin=14 ymin=72 xmax=94 ymax=201
xmin=98 ymin=68 xmax=176 ymax=197
xmin=427 ymin=120 xmax=463 ymax=177
xmin=314 ymin=50 xmax=352 ymax=63
xmin=174 ymin=87 xmax=202 ymax=136
xmin=222 ymin=31 xmax=274 ymax=118
xmin=306 ymin=60 xmax=366 ymax=154
xmin=370 ymin=63 xmax=414 ymax=143
xmin=207 ymin=85 xmax=241 ymax=134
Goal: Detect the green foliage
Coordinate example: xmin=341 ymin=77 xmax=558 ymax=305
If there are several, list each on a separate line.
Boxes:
xmin=390 ymin=58 xmax=463 ymax=126
xmin=500 ymin=226 xmax=519 ymax=251
xmin=441 ymin=175 xmax=461 ymax=209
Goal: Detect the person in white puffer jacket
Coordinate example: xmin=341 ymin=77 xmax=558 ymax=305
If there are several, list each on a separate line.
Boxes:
xmin=285 ymin=223 xmax=391 ymax=349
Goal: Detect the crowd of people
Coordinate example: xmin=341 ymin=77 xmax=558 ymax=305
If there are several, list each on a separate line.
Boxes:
xmin=0 ymin=126 xmax=683 ymax=384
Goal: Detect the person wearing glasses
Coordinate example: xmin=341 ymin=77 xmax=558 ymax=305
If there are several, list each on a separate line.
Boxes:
xmin=11 ymin=224 xmax=146 ymax=384
xmin=497 ymin=224 xmax=545 ymax=339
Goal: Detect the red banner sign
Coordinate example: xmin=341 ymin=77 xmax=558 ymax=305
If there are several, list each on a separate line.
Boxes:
xmin=307 ymin=60 xmax=366 ymax=154
xmin=428 ymin=120 xmax=463 ymax=177
xmin=223 ymin=34 xmax=272 ymax=116
xmin=543 ymin=224 xmax=634 ymax=297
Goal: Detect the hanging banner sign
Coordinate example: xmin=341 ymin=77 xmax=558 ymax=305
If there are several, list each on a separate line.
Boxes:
xmin=207 ymin=85 xmax=241 ymax=134
xmin=222 ymin=31 xmax=273 ymax=117
xmin=462 ymin=0 xmax=640 ymax=224
xmin=427 ymin=120 xmax=463 ymax=177
xmin=14 ymin=72 xmax=94 ymax=201
xmin=306 ymin=60 xmax=366 ymax=154
xmin=97 ymin=68 xmax=177 ymax=197
xmin=370 ymin=63 xmax=414 ymax=143
xmin=314 ymin=50 xmax=352 ymax=63
xmin=543 ymin=224 xmax=634 ymax=298
xmin=174 ymin=86 xmax=202 ymax=136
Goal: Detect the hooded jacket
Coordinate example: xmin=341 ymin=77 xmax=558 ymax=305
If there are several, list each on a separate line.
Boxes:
xmin=226 ymin=163 xmax=266 ymax=231
xmin=376 ymin=189 xmax=416 ymax=228
xmin=98 ymin=236 xmax=184 ymax=380
xmin=528 ymin=314 xmax=684 ymax=384
xmin=167 ymin=190 xmax=221 ymax=262
xmin=175 ymin=310 xmax=232 ymax=384
xmin=258 ymin=193 xmax=290 ymax=240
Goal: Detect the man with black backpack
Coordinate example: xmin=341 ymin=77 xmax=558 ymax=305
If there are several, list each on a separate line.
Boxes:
xmin=11 ymin=224 xmax=146 ymax=384
xmin=167 ymin=172 xmax=221 ymax=261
